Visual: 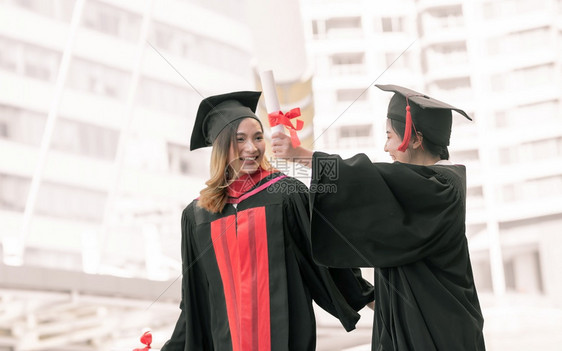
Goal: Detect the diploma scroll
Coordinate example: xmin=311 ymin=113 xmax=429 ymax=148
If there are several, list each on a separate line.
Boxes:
xmin=259 ymin=70 xmax=285 ymax=135
xmin=259 ymin=70 xmax=303 ymax=148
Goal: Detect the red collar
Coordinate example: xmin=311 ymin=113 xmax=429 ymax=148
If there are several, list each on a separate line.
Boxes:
xmin=227 ymin=168 xmax=273 ymax=198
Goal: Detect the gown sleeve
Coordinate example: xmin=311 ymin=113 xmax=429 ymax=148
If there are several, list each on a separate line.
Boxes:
xmin=161 ymin=204 xmax=213 ymax=350
xmin=309 ymin=152 xmax=466 ymax=268
xmin=282 ymin=178 xmax=374 ymax=331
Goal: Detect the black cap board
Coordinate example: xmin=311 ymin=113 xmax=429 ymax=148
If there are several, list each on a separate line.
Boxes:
xmin=375 ymin=84 xmax=471 ymax=149
xmin=190 ymin=91 xmax=262 ymax=151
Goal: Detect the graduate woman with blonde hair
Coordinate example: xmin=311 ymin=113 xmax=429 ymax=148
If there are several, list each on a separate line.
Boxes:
xmin=161 ymin=91 xmax=373 ymax=351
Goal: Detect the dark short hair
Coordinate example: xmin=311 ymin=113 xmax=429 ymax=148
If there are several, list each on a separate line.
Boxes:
xmin=390 ymin=118 xmax=449 ymax=160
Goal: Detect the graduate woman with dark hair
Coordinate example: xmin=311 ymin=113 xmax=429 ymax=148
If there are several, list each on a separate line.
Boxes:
xmin=272 ymin=84 xmax=486 ymax=350
xmin=160 ymin=91 xmax=373 ymax=351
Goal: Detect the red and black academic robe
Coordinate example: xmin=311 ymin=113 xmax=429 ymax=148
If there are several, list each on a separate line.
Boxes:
xmin=161 ymin=172 xmax=373 ymax=351
xmin=309 ymin=152 xmax=485 ymax=351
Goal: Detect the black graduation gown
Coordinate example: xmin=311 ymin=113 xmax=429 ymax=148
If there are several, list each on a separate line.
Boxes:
xmin=161 ymin=172 xmax=373 ymax=351
xmin=309 ymin=152 xmax=485 ymax=351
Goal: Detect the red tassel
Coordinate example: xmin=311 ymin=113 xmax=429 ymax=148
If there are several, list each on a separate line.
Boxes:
xmin=398 ymin=102 xmax=412 ymax=152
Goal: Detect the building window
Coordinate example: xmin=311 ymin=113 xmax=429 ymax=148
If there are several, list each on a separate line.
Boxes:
xmin=149 ymin=22 xmax=196 ymax=59
xmin=515 ymin=64 xmax=554 ymax=87
xmin=326 ymin=16 xmax=362 ymax=30
xmin=167 ymin=142 xmax=208 ymax=177
xmin=82 ymin=0 xmax=142 ymax=42
xmin=501 ymin=175 xmax=562 ymax=203
xmin=503 ymin=249 xmax=544 ymax=294
xmin=199 ymin=37 xmax=251 ymax=72
xmin=0 ymin=173 xmax=30 ymax=212
xmin=331 ymin=52 xmax=364 ymax=66
xmin=36 ymin=181 xmax=107 ymax=221
xmin=385 ymin=51 xmax=412 ymax=70
xmin=381 ymin=16 xmax=404 ymax=32
xmin=330 ymin=52 xmax=365 ymax=74
xmin=467 ymin=186 xmax=485 ymax=210
xmin=432 ymin=77 xmax=471 ymax=91
xmin=483 ymin=0 xmax=548 ymax=20
xmin=0 ymin=36 xmax=18 ymax=71
xmin=0 ymin=37 xmax=61 ymax=82
xmin=312 ymin=20 xmax=320 ymax=36
xmin=22 ymin=44 xmax=61 ymax=81
xmin=427 ymin=78 xmax=472 ymax=103
xmin=167 ymin=143 xmax=190 ymax=175
xmin=492 ymin=64 xmax=553 ymax=91
xmin=424 ymin=5 xmax=464 ymax=30
xmin=487 ymin=27 xmax=550 ymax=56
xmin=0 ymin=104 xmax=46 ymax=145
xmin=336 ymin=88 xmax=368 ymax=102
xmin=0 ymin=121 xmax=7 ymax=137
xmin=148 ymin=22 xmax=252 ymax=73
xmin=322 ymin=16 xmax=363 ymax=38
xmin=67 ymin=58 xmax=130 ymax=99
xmin=11 ymin=0 xmax=54 ymax=15
xmin=0 ymin=174 xmax=107 ymax=220
xmin=176 ymin=0 xmax=244 ymax=20
xmin=137 ymin=77 xmax=198 ymax=116
xmin=425 ymin=42 xmax=468 ymax=69
xmin=50 ymin=118 xmax=119 ymax=160
xmin=7 ymin=0 xmax=76 ymax=22
xmin=495 ymin=100 xmax=558 ymax=128
xmin=311 ymin=19 xmax=329 ymax=39
xmin=331 ymin=124 xmax=374 ymax=149
xmin=338 ymin=124 xmax=372 ymax=138
xmin=499 ymin=137 xmax=562 ymax=165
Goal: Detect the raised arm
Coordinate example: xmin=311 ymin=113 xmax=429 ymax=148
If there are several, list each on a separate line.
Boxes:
xmin=271 ymin=131 xmax=313 ymax=167
xmin=309 ymin=152 xmax=466 ymax=268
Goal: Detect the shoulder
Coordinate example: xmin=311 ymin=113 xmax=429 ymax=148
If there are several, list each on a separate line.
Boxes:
xmin=430 ymin=164 xmax=467 ymax=200
xmin=276 ymin=174 xmax=307 ymax=186
xmin=183 ymin=200 xmax=197 ymax=213
xmin=181 ymin=201 xmax=199 ymax=222
xmin=387 ymin=161 xmax=465 ymax=182
xmin=431 ymin=164 xmax=466 ymax=184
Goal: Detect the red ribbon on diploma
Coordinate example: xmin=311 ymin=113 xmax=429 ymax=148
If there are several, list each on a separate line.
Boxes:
xmin=268 ymin=108 xmax=304 ymax=148
xmin=132 ymin=331 xmax=152 ymax=351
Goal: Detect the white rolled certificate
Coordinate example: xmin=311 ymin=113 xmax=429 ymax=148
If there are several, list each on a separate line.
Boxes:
xmin=259 ymin=70 xmax=285 ymax=135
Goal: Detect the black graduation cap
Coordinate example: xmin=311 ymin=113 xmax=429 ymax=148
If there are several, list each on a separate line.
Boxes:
xmin=375 ymin=84 xmax=471 ymax=151
xmin=190 ymin=91 xmax=262 ymax=151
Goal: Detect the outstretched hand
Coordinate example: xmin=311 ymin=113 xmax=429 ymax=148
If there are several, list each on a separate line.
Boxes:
xmin=271 ymin=132 xmax=313 ymax=166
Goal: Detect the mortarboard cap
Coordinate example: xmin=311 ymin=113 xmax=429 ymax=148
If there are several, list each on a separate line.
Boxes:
xmin=375 ymin=84 xmax=471 ymax=151
xmin=190 ymin=91 xmax=262 ymax=151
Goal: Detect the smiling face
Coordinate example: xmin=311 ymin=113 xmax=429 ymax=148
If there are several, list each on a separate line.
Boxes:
xmin=227 ymin=118 xmax=265 ymax=178
xmin=384 ymin=118 xmax=410 ymax=163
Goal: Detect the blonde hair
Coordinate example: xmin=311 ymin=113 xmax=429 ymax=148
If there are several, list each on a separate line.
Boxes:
xmin=198 ymin=118 xmax=273 ymax=213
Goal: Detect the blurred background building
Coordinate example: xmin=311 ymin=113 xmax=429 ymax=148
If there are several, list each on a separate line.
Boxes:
xmin=0 ymin=0 xmax=561 ymax=350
